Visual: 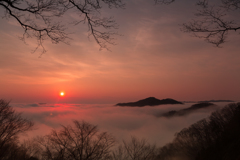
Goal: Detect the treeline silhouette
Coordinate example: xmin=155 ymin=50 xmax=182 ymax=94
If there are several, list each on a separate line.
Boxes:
xmin=158 ymin=102 xmax=240 ymax=160
xmin=0 ymin=99 xmax=240 ymax=160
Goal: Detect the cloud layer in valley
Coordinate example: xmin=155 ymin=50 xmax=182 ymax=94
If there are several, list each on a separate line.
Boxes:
xmin=12 ymin=102 xmax=232 ymax=147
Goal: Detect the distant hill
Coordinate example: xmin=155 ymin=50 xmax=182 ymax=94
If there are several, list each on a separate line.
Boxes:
xmin=116 ymin=97 xmax=183 ymax=107
xmin=161 ymin=102 xmax=216 ymax=117
xmin=198 ymin=100 xmax=234 ymax=103
xmin=182 ymin=100 xmax=234 ymax=103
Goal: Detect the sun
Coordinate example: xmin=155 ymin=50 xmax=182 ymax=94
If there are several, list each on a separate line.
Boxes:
xmin=60 ymin=92 xmax=65 ymax=97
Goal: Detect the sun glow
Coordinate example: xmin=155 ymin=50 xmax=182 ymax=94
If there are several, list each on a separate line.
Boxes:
xmin=60 ymin=92 xmax=65 ymax=96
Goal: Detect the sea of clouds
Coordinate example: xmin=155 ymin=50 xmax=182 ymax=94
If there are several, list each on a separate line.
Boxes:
xmin=11 ymin=102 xmax=231 ymax=147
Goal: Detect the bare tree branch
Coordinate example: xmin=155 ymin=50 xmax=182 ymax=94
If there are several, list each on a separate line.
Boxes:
xmin=0 ymin=99 xmax=34 ymax=159
xmin=0 ymin=0 xmax=125 ymax=53
xmin=182 ymin=0 xmax=240 ymax=47
xmin=111 ymin=136 xmax=158 ymax=160
xmin=36 ymin=120 xmax=115 ymax=160
xmin=222 ymin=0 xmax=240 ymax=10
xmin=1 ymin=0 xmax=239 ymax=51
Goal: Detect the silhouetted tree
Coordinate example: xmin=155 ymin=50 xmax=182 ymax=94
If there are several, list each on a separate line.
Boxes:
xmin=0 ymin=141 xmax=39 ymax=160
xmin=182 ymin=0 xmax=240 ymax=47
xmin=1 ymin=0 xmax=239 ymax=52
xmin=35 ymin=120 xmax=115 ymax=160
xmin=157 ymin=102 xmax=240 ymax=160
xmin=111 ymin=136 xmax=158 ymax=160
xmin=0 ymin=0 xmax=124 ymax=52
xmin=155 ymin=0 xmax=240 ymax=47
xmin=0 ymin=99 xmax=34 ymax=159
xmin=20 ymin=139 xmax=42 ymax=160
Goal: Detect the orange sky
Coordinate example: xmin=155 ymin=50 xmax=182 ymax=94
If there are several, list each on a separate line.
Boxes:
xmin=0 ymin=0 xmax=240 ymax=103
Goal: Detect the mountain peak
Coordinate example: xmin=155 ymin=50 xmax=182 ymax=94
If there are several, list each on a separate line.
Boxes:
xmin=116 ymin=97 xmax=183 ymax=107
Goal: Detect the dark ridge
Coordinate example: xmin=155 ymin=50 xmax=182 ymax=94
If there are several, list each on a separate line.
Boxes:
xmin=116 ymin=97 xmax=183 ymax=107
xmin=188 ymin=102 xmax=215 ymax=110
xmin=161 ymin=102 xmax=216 ymax=117
xmin=38 ymin=103 xmax=47 ymax=105
xmin=198 ymin=100 xmax=234 ymax=103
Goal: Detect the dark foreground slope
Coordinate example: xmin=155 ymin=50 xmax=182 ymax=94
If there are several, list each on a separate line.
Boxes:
xmin=157 ymin=103 xmax=240 ymax=160
xmin=116 ymin=97 xmax=183 ymax=107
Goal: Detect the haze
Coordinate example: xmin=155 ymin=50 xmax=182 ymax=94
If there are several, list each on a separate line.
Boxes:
xmin=12 ymin=102 xmax=229 ymax=147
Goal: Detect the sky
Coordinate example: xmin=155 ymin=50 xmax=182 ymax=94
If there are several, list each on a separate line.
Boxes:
xmin=0 ymin=0 xmax=240 ymax=104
